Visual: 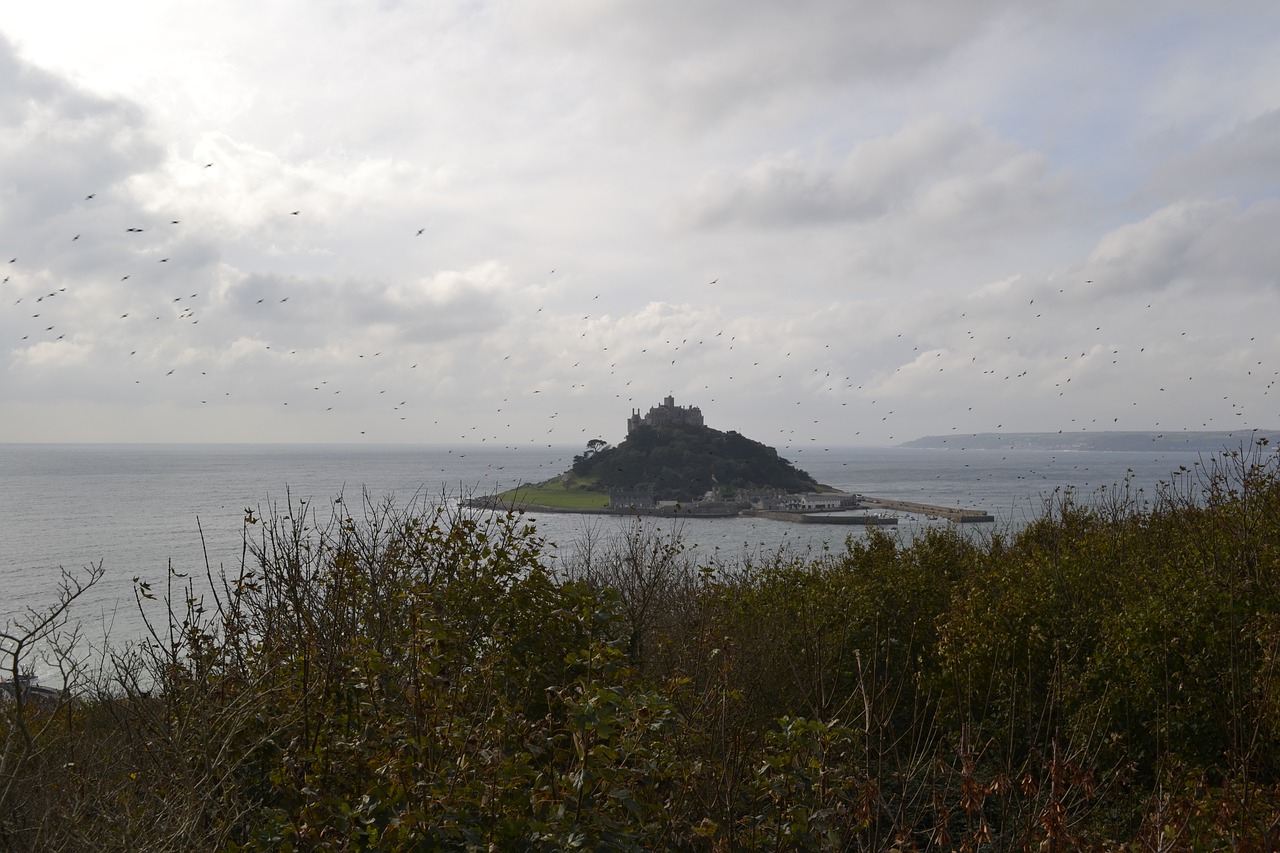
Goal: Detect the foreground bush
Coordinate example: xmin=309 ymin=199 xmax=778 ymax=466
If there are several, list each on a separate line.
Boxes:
xmin=2 ymin=443 xmax=1279 ymax=850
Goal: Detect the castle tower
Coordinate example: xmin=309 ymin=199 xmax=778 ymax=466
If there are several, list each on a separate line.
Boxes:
xmin=627 ymin=396 xmax=704 ymax=435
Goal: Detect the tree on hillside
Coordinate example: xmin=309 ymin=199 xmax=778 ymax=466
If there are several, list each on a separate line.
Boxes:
xmin=572 ymin=423 xmax=818 ymax=499
xmin=572 ymin=438 xmax=610 ymax=470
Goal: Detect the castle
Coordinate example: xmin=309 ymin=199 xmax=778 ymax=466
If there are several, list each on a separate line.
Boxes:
xmin=627 ymin=395 xmax=705 ymax=435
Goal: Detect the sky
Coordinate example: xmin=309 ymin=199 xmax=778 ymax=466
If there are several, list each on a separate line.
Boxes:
xmin=2 ymin=1 xmax=1279 ymax=451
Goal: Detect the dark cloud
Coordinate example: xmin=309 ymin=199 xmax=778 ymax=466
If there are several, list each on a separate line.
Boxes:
xmin=524 ymin=0 xmax=1016 ymax=131
xmin=223 ymin=266 xmax=511 ymax=347
xmin=0 ymin=35 xmax=160 ymax=223
xmin=1147 ymin=109 xmax=1280 ymax=202
xmin=676 ymin=118 xmax=1067 ymax=234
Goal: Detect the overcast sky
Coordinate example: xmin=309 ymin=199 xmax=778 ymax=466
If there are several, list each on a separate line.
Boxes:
xmin=2 ymin=2 xmax=1278 ymax=451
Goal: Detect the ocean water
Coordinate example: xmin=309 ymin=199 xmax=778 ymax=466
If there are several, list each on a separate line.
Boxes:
xmin=1 ymin=442 xmax=1214 ymax=671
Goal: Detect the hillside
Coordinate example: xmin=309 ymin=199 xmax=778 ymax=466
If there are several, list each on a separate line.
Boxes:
xmin=569 ymin=422 xmax=819 ymax=501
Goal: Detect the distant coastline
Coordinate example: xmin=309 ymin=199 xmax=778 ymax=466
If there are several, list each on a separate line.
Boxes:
xmin=901 ymin=429 xmax=1280 ymax=453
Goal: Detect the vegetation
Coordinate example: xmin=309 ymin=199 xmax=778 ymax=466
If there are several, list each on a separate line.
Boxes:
xmin=3 ymin=442 xmax=1280 ymax=850
xmin=570 ymin=423 xmax=820 ymax=501
xmin=498 ymin=478 xmax=611 ymax=509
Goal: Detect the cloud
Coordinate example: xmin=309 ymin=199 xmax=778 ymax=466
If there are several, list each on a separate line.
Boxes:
xmin=12 ymin=338 xmax=91 ymax=369
xmin=164 ymin=261 xmax=514 ymax=360
xmin=521 ymin=0 xmax=1018 ymax=133
xmin=2 ymin=3 xmax=1279 ymax=445
xmin=0 ymin=35 xmax=160 ymax=223
xmin=1146 ymin=108 xmax=1280 ymax=201
xmin=1086 ymin=198 xmax=1280 ymax=295
xmin=676 ymin=117 xmax=1070 ymax=238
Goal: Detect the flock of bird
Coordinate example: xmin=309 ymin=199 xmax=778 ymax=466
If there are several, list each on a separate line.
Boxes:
xmin=3 ymin=163 xmax=1278 ymax=502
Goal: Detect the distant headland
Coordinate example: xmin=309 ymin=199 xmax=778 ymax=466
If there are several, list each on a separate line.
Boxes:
xmin=901 ymin=429 xmax=1280 ymax=453
xmin=469 ymin=397 xmax=992 ymax=523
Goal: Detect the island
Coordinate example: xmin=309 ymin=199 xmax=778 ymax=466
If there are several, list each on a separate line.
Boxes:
xmin=468 ymin=397 xmax=993 ymax=524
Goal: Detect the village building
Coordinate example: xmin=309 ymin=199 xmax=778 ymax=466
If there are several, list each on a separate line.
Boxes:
xmin=770 ymin=492 xmax=857 ymax=511
xmin=608 ymin=488 xmax=655 ymax=510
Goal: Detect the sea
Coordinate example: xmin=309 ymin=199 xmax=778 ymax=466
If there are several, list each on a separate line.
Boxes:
xmin=0 ymin=442 xmax=1221 ymax=679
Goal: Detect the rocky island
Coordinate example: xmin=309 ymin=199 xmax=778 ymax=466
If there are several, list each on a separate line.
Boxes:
xmin=470 ymin=397 xmax=991 ymax=524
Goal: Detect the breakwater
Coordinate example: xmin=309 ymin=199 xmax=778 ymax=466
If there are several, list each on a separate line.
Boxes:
xmin=464 ymin=496 xmax=740 ymax=517
xmin=746 ymin=510 xmax=897 ymax=525
xmin=465 ymin=495 xmax=994 ymax=524
xmin=857 ymin=496 xmax=994 ymax=523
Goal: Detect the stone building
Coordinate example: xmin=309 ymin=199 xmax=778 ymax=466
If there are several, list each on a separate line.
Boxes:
xmin=608 ymin=488 xmax=655 ymax=510
xmin=627 ymin=395 xmax=705 ymax=435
